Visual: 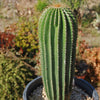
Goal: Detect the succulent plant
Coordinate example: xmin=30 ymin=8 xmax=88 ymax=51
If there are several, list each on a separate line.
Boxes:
xmin=39 ymin=5 xmax=78 ymax=100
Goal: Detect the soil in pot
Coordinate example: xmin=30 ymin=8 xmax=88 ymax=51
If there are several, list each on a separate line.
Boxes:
xmin=29 ymin=85 xmax=93 ymax=100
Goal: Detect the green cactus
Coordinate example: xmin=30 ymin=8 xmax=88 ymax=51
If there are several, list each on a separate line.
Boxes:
xmin=39 ymin=6 xmax=78 ymax=100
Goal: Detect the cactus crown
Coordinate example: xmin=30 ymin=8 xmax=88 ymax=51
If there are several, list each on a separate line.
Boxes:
xmin=39 ymin=7 xmax=78 ymax=100
xmin=46 ymin=0 xmax=67 ymax=4
xmin=51 ymin=3 xmax=66 ymax=8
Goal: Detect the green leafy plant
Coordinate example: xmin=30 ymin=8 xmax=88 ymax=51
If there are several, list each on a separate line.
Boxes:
xmin=67 ymin=0 xmax=84 ymax=11
xmin=35 ymin=0 xmax=48 ymax=12
xmin=39 ymin=5 xmax=78 ymax=100
xmin=81 ymin=11 xmax=96 ymax=28
xmin=92 ymin=4 xmax=100 ymax=14
xmin=0 ymin=53 xmax=36 ymax=100
xmin=15 ymin=16 xmax=39 ymax=57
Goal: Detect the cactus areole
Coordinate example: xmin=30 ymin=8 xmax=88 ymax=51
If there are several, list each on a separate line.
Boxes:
xmin=39 ymin=6 xmax=78 ymax=100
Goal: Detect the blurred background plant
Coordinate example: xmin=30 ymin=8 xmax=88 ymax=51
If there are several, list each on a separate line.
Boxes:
xmin=81 ymin=47 xmax=100 ymax=87
xmin=76 ymin=31 xmax=100 ymax=87
xmin=15 ymin=16 xmax=39 ymax=57
xmin=0 ymin=1 xmax=41 ymax=99
xmin=75 ymin=59 xmax=88 ymax=79
xmin=35 ymin=0 xmax=48 ymax=12
xmin=0 ymin=0 xmax=100 ymax=99
xmin=33 ymin=51 xmax=41 ymax=76
xmin=67 ymin=0 xmax=84 ymax=11
xmin=0 ymin=51 xmax=36 ymax=100
xmin=0 ymin=32 xmax=15 ymax=49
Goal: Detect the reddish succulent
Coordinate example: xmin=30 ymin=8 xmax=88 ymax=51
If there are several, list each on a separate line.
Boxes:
xmin=0 ymin=32 xmax=15 ymax=49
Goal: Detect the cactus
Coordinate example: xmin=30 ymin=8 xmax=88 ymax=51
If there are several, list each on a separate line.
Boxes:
xmin=39 ymin=6 xmax=78 ymax=100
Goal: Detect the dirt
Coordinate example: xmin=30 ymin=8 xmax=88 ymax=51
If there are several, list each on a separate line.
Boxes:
xmin=29 ymin=85 xmax=93 ymax=100
xmin=0 ymin=0 xmax=37 ymax=32
xmin=81 ymin=34 xmax=100 ymax=47
xmin=96 ymin=87 xmax=100 ymax=99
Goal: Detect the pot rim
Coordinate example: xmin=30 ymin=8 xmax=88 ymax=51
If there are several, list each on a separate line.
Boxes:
xmin=23 ymin=76 xmax=99 ymax=100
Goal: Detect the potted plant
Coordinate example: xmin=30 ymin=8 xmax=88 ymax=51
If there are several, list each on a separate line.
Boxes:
xmin=23 ymin=4 xmax=99 ymax=100
xmin=23 ymin=77 xmax=99 ymax=100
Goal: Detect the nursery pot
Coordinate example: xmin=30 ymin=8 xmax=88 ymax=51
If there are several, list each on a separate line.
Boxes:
xmin=23 ymin=76 xmax=99 ymax=100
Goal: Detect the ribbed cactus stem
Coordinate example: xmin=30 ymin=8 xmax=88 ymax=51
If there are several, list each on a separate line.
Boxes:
xmin=39 ymin=7 xmax=78 ymax=100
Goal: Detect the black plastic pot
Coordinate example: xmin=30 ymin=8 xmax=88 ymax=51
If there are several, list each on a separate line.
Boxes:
xmin=23 ymin=76 xmax=99 ymax=100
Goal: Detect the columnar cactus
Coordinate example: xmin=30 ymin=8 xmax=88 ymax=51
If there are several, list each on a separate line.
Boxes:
xmin=39 ymin=5 xmax=78 ymax=100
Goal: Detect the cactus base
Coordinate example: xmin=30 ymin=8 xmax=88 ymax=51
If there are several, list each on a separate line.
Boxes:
xmin=23 ymin=77 xmax=99 ymax=100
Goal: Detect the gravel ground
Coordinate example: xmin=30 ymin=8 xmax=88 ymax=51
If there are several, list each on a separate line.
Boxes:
xmin=0 ymin=0 xmax=37 ymax=32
